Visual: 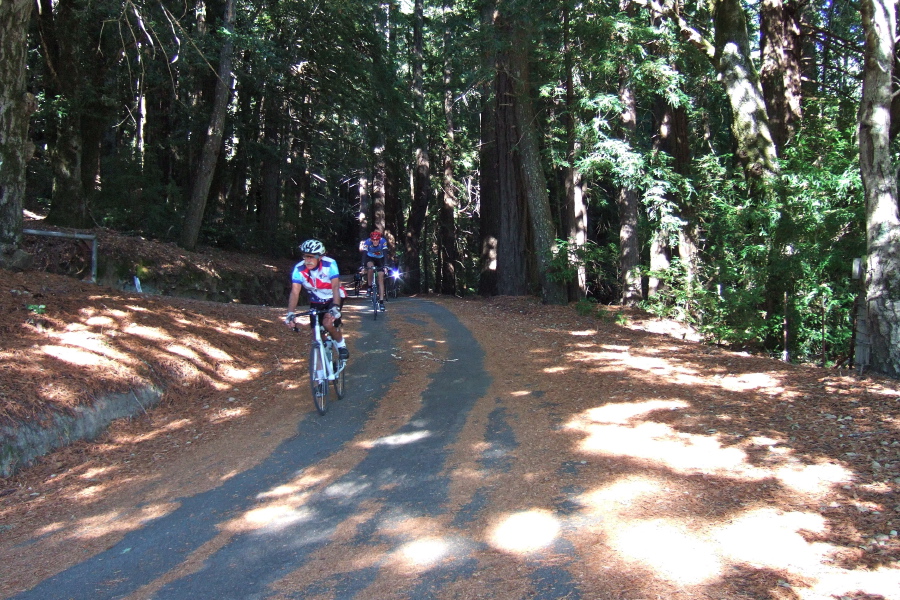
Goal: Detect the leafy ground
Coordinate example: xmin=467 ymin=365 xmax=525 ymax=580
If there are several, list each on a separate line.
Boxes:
xmin=1 ymin=229 xmax=900 ymax=599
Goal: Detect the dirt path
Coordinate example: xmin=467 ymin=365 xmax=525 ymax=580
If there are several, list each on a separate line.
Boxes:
xmin=2 ymin=294 xmax=900 ymax=600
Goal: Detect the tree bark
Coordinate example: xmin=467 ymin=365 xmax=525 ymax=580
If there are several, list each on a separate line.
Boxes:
xmin=860 ymin=0 xmax=900 ymax=377
xmin=180 ymin=0 xmax=235 ymax=250
xmin=439 ymin=1 xmax=459 ymax=296
xmin=712 ymin=0 xmax=780 ymax=178
xmin=259 ymin=96 xmax=281 ymax=256
xmin=405 ymin=0 xmax=429 ymax=293
xmin=618 ymin=62 xmax=642 ymax=305
xmin=509 ymin=26 xmax=567 ymax=305
xmin=760 ymin=0 xmax=803 ymax=152
xmin=563 ymin=1 xmax=587 ymax=300
xmin=0 ymin=0 xmax=34 ymax=258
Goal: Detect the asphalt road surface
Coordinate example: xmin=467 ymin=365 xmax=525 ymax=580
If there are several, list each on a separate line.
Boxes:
xmin=11 ymin=298 xmax=562 ymax=600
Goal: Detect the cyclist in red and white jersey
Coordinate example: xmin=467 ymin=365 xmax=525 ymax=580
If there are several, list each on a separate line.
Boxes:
xmin=285 ymin=239 xmax=349 ymax=360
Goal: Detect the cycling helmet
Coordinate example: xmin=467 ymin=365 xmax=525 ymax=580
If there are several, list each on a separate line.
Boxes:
xmin=369 ymin=230 xmax=382 ymax=241
xmin=299 ymin=239 xmax=326 ymax=255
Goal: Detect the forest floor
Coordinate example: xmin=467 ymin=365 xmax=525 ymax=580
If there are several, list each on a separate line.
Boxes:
xmin=1 ymin=229 xmax=900 ymax=599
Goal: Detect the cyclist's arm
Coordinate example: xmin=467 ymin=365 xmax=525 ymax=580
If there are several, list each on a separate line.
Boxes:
xmin=287 ymin=282 xmax=303 ymax=315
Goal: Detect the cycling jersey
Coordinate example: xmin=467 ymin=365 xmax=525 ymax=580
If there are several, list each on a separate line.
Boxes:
xmin=291 ymin=256 xmax=347 ymax=304
xmin=363 ymin=237 xmax=388 ymax=258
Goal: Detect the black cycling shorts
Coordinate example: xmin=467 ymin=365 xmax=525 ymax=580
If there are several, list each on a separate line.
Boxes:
xmin=309 ymin=299 xmax=343 ymax=329
xmin=365 ymin=256 xmax=385 ymax=269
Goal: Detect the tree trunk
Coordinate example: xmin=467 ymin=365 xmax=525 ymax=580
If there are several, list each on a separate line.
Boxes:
xmin=495 ymin=66 xmax=528 ymax=296
xmin=259 ymin=96 xmax=281 ymax=255
xmin=618 ymin=61 xmax=642 ymax=305
xmin=860 ymin=0 xmax=900 ymax=377
xmin=564 ymin=2 xmax=587 ymax=300
xmin=180 ymin=0 xmax=234 ymax=250
xmin=479 ymin=66 xmax=500 ymax=295
xmin=0 ymin=0 xmax=34 ymax=258
xmin=439 ymin=1 xmax=459 ymax=296
xmin=405 ymin=0 xmax=429 ymax=293
xmin=713 ymin=0 xmax=780 ymax=178
xmin=509 ymin=27 xmax=567 ymax=305
xmin=760 ymin=0 xmax=803 ymax=152
xmin=38 ymin=0 xmax=88 ymax=227
xmin=372 ymin=145 xmax=387 ymax=233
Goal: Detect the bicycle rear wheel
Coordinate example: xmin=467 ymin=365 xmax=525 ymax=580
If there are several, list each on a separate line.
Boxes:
xmin=309 ymin=344 xmax=328 ymax=415
xmin=372 ymin=287 xmax=379 ymax=320
xmin=330 ymin=343 xmax=346 ymax=398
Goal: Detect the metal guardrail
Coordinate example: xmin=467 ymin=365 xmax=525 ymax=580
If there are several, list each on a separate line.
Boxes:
xmin=22 ymin=229 xmax=98 ymax=283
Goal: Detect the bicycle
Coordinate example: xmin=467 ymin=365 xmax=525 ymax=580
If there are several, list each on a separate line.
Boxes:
xmin=385 ymin=266 xmax=401 ymax=299
xmin=293 ymin=307 xmax=346 ymax=415
xmin=364 ymin=265 xmax=383 ymax=320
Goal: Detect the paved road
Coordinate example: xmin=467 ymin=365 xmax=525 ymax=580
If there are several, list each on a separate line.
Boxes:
xmin=12 ymin=298 xmax=521 ymax=600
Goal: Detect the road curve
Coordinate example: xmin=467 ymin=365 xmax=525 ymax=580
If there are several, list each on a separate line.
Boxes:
xmin=11 ymin=298 xmax=500 ymax=600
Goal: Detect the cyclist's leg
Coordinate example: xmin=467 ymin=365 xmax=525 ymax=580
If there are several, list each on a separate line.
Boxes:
xmin=377 ymin=270 xmax=385 ymax=301
xmin=366 ymin=260 xmax=375 ymax=290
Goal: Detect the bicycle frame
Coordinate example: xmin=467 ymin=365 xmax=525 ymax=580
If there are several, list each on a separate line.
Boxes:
xmin=297 ymin=307 xmax=346 ymax=414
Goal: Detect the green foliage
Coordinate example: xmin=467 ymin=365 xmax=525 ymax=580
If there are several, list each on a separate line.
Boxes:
xmin=27 ymin=305 xmax=46 ymax=315
xmin=548 ymin=240 xmax=621 ymax=304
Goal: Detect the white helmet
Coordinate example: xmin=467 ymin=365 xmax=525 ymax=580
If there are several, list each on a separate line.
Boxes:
xmin=299 ymin=239 xmax=325 ymax=255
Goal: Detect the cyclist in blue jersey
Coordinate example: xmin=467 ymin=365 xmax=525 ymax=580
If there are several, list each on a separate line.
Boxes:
xmin=360 ymin=230 xmax=391 ymax=312
xmin=285 ymin=239 xmax=349 ymax=360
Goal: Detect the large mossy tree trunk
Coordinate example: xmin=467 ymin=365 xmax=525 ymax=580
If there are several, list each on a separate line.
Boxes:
xmin=0 ymin=0 xmax=34 ymax=261
xmin=712 ymin=0 xmax=780 ymax=179
xmin=860 ymin=0 xmax=900 ymax=377
xmin=180 ymin=0 xmax=235 ymax=251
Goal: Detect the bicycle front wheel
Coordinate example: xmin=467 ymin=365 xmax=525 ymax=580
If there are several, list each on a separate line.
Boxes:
xmin=330 ymin=343 xmax=346 ymax=399
xmin=309 ymin=344 xmax=328 ymax=415
xmin=372 ymin=290 xmax=379 ymax=320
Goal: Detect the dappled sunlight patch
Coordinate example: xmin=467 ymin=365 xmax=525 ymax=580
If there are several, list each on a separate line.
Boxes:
xmin=393 ymin=537 xmax=453 ymax=570
xmin=357 ymin=430 xmax=432 ymax=449
xmin=774 ymin=462 xmax=852 ymax=494
xmin=80 ymin=466 xmax=117 ymax=480
xmin=217 ymin=366 xmax=258 ymax=381
xmin=123 ymin=323 xmax=173 ymax=342
xmin=569 ymin=415 xmax=749 ymax=473
xmin=714 ymin=508 xmax=828 ymax=570
xmin=227 ymin=323 xmax=261 ymax=342
xmin=567 ymin=402 xmax=854 ymax=496
xmin=240 ymin=503 xmax=316 ymax=533
xmin=488 ymin=509 xmax=560 ymax=554
xmin=570 ymin=329 xmax=595 ymax=336
xmin=719 ymin=372 xmax=785 ymax=393
xmin=40 ymin=344 xmax=119 ymax=368
xmin=543 ymin=365 xmax=569 ymax=374
xmin=50 ymin=330 xmax=130 ymax=361
xmin=610 ymin=519 xmax=723 ymax=585
xmin=578 ymin=474 xmax=665 ymax=510
xmin=581 ymin=399 xmax=688 ymax=424
xmin=166 ymin=344 xmax=200 ymax=360
xmin=83 ymin=315 xmax=116 ymax=327
xmin=67 ymin=503 xmax=176 ymax=540
xmin=207 ymin=406 xmax=248 ymax=423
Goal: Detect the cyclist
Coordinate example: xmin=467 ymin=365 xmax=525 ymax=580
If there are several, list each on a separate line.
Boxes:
xmin=285 ymin=239 xmax=349 ymax=360
xmin=360 ymin=230 xmax=390 ymax=312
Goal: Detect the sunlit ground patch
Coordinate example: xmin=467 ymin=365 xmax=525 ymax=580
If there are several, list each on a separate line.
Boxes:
xmin=488 ymin=509 xmax=560 ymax=554
xmin=566 ymin=401 xmax=854 ymax=494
